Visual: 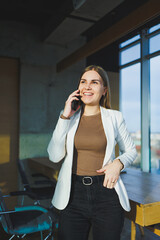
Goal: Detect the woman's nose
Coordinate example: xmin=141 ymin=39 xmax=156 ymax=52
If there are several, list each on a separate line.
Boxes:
xmin=85 ymin=83 xmax=91 ymax=89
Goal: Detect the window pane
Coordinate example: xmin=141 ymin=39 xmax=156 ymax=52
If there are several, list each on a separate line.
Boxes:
xmin=149 ymin=23 xmax=160 ymax=33
xmin=120 ymin=44 xmax=140 ymax=65
xmin=120 ymin=63 xmax=141 ymax=168
xmin=149 ymin=34 xmax=160 ymax=54
xmin=120 ymin=35 xmax=140 ymax=48
xmin=150 ymin=55 xmax=160 ymax=173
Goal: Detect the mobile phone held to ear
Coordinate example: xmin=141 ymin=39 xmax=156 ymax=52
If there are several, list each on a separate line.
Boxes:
xmin=71 ymin=96 xmax=82 ymax=111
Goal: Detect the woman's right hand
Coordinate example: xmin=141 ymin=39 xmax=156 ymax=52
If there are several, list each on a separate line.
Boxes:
xmin=62 ymin=90 xmax=81 ymax=118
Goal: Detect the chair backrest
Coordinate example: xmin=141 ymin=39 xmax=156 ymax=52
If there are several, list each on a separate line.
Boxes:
xmin=17 ymin=159 xmax=30 ymax=189
xmin=0 ymin=189 xmax=13 ymax=234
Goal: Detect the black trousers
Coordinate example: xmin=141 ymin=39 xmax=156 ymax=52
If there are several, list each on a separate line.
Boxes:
xmin=58 ymin=174 xmax=124 ymax=240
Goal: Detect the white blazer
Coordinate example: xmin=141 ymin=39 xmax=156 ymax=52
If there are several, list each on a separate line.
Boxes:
xmin=47 ymin=106 xmax=137 ymax=212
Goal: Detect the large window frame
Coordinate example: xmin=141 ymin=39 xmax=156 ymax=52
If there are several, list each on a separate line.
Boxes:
xmin=119 ymin=24 xmax=160 ymax=172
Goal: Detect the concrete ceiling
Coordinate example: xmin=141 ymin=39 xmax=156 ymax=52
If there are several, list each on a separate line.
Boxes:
xmin=0 ymin=0 xmax=151 ymax=47
xmin=0 ymin=0 xmax=124 ymax=45
xmin=45 ymin=0 xmax=124 ymax=45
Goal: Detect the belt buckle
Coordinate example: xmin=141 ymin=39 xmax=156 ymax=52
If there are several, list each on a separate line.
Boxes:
xmin=82 ymin=177 xmax=93 ymax=185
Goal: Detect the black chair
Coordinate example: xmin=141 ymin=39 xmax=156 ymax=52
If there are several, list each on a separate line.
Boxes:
xmin=11 ymin=159 xmax=56 ymax=205
xmin=0 ymin=189 xmax=58 ymax=240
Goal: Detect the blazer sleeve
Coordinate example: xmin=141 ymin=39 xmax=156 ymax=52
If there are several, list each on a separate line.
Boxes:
xmin=47 ymin=113 xmax=71 ymax=163
xmin=115 ymin=111 xmax=138 ymax=169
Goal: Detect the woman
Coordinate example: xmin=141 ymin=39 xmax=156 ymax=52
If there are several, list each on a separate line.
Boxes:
xmin=48 ymin=65 xmax=137 ymax=240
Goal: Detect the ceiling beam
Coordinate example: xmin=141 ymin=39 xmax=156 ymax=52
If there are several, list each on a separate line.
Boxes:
xmin=42 ymin=0 xmax=74 ymax=41
xmin=57 ymin=0 xmax=160 ymax=72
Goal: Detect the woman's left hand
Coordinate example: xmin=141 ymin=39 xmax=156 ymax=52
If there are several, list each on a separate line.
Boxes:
xmin=97 ymin=159 xmax=124 ymax=189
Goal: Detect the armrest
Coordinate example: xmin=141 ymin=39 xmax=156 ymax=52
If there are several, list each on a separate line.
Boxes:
xmin=0 ymin=210 xmax=17 ymax=215
xmin=0 ymin=206 xmax=48 ymax=215
xmin=32 ymin=173 xmax=50 ymax=179
xmin=3 ymin=191 xmax=29 ymax=198
xmin=34 ymin=179 xmax=56 ymax=186
xmin=10 ymin=191 xmax=27 ymax=196
xmin=9 ymin=190 xmax=36 ymax=198
xmin=15 ymin=205 xmax=48 ymax=213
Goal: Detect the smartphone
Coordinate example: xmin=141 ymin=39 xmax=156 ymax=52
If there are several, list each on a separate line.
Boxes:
xmin=71 ymin=96 xmax=82 ymax=111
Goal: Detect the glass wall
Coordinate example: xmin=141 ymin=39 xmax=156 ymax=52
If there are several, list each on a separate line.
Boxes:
xmin=150 ymin=55 xmax=160 ymax=173
xmin=120 ymin=44 xmax=140 ymax=65
xmin=119 ymin=36 xmax=141 ymax=169
xmin=119 ymin=23 xmax=160 ymax=172
xmin=120 ymin=64 xmax=141 ymax=168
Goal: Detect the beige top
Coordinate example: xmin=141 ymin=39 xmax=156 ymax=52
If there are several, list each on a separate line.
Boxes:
xmin=72 ymin=112 xmax=107 ymax=176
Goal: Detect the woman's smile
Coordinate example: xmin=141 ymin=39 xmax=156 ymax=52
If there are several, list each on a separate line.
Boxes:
xmin=83 ymin=92 xmax=93 ymax=96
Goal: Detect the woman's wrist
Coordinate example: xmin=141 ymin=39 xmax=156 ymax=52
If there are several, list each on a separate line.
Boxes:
xmin=114 ymin=159 xmax=124 ymax=171
xmin=60 ymin=114 xmax=70 ymax=120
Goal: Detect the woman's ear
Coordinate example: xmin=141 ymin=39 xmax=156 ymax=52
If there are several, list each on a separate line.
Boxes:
xmin=103 ymin=87 xmax=107 ymax=96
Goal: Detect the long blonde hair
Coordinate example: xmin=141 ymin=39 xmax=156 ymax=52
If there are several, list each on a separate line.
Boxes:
xmin=79 ymin=65 xmax=111 ymax=109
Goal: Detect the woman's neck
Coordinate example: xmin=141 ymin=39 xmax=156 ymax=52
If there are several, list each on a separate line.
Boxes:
xmin=83 ymin=105 xmax=100 ymax=116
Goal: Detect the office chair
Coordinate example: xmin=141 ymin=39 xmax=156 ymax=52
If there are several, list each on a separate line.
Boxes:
xmin=0 ymin=189 xmax=58 ymax=240
xmin=11 ymin=159 xmax=56 ymax=205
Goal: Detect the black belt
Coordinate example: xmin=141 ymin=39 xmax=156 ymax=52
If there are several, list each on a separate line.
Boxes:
xmin=72 ymin=174 xmax=105 ymax=186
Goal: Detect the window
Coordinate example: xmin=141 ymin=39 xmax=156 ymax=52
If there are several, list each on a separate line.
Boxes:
xmin=119 ymin=23 xmax=160 ymax=172
xmin=120 ymin=35 xmax=140 ymax=48
xmin=149 ymin=34 xmax=160 ymax=54
xmin=120 ymin=64 xmax=141 ymax=168
xmin=149 ymin=23 xmax=160 ymax=33
xmin=150 ymin=55 xmax=160 ymax=173
xmin=120 ymin=44 xmax=140 ymax=65
xmin=119 ymin=35 xmax=141 ymax=169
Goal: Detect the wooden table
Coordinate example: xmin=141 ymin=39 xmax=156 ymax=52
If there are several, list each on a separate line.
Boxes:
xmin=28 ymin=157 xmax=62 ymax=180
xmin=121 ymin=168 xmax=160 ymax=240
xmin=28 ymin=158 xmax=160 ymax=239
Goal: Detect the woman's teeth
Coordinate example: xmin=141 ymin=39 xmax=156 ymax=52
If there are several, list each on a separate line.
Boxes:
xmin=84 ymin=93 xmax=93 ymax=96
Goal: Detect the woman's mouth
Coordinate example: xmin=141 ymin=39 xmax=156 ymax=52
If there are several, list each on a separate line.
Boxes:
xmin=83 ymin=92 xmax=93 ymax=96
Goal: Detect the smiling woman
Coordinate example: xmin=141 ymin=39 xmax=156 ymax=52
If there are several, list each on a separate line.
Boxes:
xmin=47 ymin=65 xmax=137 ymax=240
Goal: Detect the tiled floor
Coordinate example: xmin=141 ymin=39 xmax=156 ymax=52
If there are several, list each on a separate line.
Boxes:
xmin=1 ymin=218 xmax=160 ymax=240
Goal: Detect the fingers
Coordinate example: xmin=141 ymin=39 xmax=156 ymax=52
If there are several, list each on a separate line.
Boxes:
xmin=96 ymin=166 xmax=106 ymax=173
xmin=71 ymin=96 xmax=80 ymax=102
xmin=97 ymin=169 xmax=117 ymax=188
xmin=68 ymin=89 xmax=80 ymax=101
xmin=63 ymin=90 xmax=81 ymax=118
xmin=98 ymin=161 xmax=121 ymax=189
xmin=103 ymin=176 xmax=117 ymax=189
xmin=66 ymin=90 xmax=80 ymax=107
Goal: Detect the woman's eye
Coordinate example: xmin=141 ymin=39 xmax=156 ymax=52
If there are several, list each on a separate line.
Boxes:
xmin=92 ymin=81 xmax=98 ymax=84
xmin=80 ymin=80 xmax=85 ymax=84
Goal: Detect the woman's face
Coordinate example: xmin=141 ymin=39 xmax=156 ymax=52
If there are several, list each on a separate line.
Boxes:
xmin=78 ymin=70 xmax=107 ymax=106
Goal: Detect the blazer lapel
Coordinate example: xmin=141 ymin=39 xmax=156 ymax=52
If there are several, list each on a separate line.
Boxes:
xmin=100 ymin=107 xmax=115 ymax=166
xmin=67 ymin=109 xmax=81 ymax=162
